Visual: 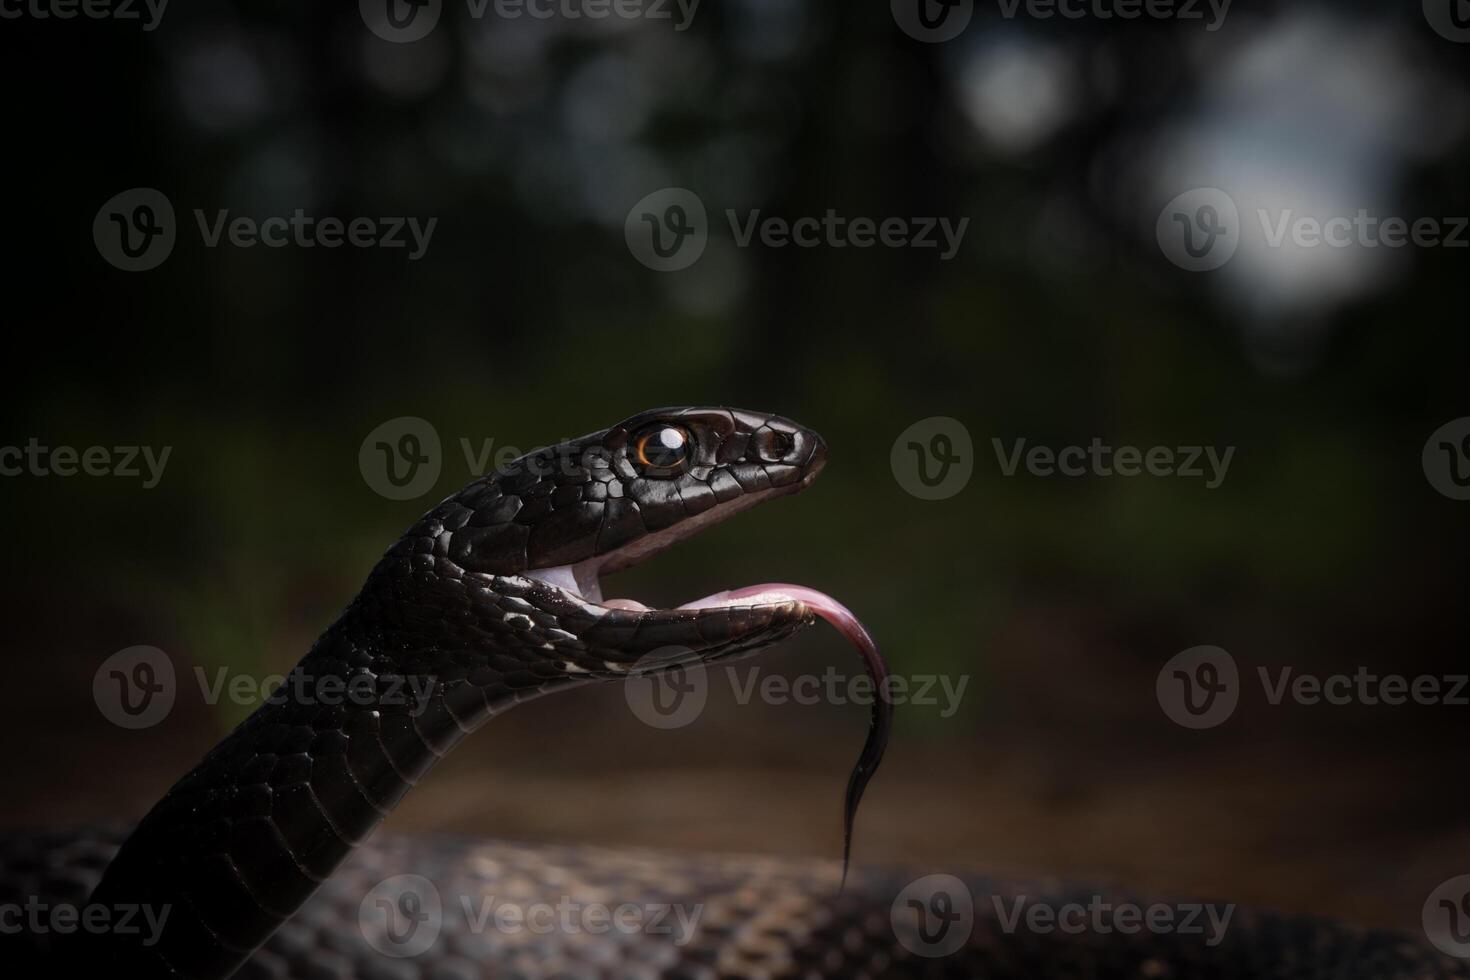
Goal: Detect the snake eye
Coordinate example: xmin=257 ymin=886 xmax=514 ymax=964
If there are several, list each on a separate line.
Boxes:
xmin=634 ymin=425 xmax=690 ymax=472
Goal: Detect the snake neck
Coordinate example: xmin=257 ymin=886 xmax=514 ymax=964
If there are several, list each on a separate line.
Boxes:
xmin=78 ymin=554 xmax=580 ymax=979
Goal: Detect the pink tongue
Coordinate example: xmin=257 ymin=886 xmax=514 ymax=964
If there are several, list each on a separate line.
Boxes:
xmin=681 ymin=584 xmax=873 ymax=651
xmin=681 ymin=583 xmax=891 ymax=889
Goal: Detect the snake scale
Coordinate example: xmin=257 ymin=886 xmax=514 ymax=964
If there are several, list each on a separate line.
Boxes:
xmin=1 ymin=407 xmax=1463 ymax=979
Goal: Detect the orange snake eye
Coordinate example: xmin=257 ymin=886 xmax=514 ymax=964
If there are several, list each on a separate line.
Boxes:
xmin=634 ymin=425 xmax=690 ymax=471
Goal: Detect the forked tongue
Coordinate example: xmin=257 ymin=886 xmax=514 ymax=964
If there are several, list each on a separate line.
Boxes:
xmin=681 ymin=584 xmax=891 ymax=890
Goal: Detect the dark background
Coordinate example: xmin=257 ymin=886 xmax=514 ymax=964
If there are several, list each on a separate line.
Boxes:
xmin=2 ymin=0 xmax=1468 ymax=935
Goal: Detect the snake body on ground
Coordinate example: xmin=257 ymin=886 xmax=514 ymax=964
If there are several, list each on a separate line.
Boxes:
xmin=1 ymin=407 xmax=1463 ymax=978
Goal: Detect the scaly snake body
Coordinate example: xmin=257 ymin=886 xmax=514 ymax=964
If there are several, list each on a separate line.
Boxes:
xmin=1 ymin=408 xmax=1463 ymax=978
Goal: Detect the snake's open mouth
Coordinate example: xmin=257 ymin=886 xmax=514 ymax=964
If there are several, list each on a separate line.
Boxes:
xmin=522 ymin=473 xmax=824 ymax=615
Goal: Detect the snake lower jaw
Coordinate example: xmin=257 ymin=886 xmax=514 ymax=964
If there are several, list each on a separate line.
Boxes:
xmin=594 ymin=598 xmax=819 ymax=674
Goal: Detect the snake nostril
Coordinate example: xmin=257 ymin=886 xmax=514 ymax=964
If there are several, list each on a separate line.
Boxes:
xmin=808 ymin=435 xmax=828 ymax=471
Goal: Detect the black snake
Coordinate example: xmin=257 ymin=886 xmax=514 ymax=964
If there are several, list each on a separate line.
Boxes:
xmin=2 ymin=407 xmax=1464 ymax=978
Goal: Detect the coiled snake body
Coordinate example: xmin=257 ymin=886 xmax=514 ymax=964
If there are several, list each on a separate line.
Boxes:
xmin=1 ymin=408 xmax=1463 ymax=978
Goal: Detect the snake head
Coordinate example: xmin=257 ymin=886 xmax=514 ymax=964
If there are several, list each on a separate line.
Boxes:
xmin=363 ymin=408 xmax=884 ymax=885
xmin=385 ymin=408 xmax=828 ymax=676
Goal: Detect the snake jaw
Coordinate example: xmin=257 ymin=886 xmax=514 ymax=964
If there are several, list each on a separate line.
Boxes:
xmin=510 ymin=573 xmax=818 ymax=677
